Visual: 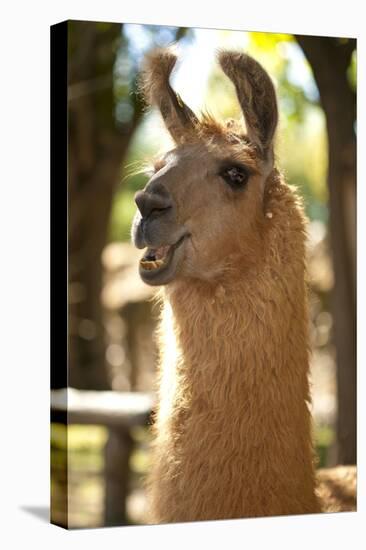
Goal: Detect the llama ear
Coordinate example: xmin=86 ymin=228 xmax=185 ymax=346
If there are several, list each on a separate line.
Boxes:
xmin=218 ymin=51 xmax=278 ymax=155
xmin=140 ymin=47 xmax=199 ymax=143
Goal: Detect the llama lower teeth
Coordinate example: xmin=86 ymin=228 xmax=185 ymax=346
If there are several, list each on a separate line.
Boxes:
xmin=141 ymin=245 xmax=171 ymax=271
xmin=140 ymin=258 xmax=164 ymax=271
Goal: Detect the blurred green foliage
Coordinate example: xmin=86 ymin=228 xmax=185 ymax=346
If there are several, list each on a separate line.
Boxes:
xmin=347 ymin=49 xmax=357 ymax=91
xmin=316 ymin=424 xmax=335 ymax=468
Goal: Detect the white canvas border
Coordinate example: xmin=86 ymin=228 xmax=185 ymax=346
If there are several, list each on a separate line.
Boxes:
xmin=0 ymin=1 xmax=363 ymax=548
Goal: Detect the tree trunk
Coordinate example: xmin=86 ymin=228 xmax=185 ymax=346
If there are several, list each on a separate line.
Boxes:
xmin=67 ymin=21 xmax=142 ymax=389
xmin=296 ymin=36 xmax=356 ymax=464
xmin=67 ymin=22 xmax=186 ymax=390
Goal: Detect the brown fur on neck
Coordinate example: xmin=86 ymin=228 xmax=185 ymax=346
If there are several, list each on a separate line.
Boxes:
xmin=147 ymin=170 xmax=321 ymax=522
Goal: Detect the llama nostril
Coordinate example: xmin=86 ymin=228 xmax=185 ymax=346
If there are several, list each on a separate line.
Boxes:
xmin=134 ymin=189 xmax=172 ymax=219
xmin=150 ymin=206 xmax=172 ymax=217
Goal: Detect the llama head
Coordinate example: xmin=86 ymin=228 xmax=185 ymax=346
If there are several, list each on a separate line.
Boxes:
xmin=131 ymin=47 xmax=279 ymax=285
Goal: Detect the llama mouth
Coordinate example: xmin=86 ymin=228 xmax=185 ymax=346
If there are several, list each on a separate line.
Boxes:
xmin=139 ymin=234 xmax=188 ymax=280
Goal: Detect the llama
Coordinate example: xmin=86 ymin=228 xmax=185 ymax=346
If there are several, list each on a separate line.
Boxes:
xmin=131 ymin=47 xmax=356 ymax=523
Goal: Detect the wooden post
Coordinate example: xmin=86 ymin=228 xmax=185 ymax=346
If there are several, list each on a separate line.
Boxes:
xmin=104 ymin=428 xmax=133 ymax=526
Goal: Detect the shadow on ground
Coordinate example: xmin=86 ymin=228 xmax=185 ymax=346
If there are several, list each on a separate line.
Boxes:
xmin=20 ymin=506 xmax=50 ymax=523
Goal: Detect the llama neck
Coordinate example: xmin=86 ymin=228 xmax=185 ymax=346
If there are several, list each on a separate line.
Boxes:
xmin=151 ymin=179 xmax=321 ymax=521
xmin=162 ymin=265 xmax=311 ymax=416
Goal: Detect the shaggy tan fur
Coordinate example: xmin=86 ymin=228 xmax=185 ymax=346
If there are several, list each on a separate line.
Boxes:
xmin=317 ymin=466 xmax=356 ymax=512
xmin=148 ymin=171 xmax=321 ymax=522
xmin=135 ymin=47 xmax=356 ymax=523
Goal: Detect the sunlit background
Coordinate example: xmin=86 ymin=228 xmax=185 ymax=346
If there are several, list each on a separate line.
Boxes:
xmin=110 ymin=26 xmax=334 ymax=243
xmin=51 ymin=21 xmax=356 ymax=528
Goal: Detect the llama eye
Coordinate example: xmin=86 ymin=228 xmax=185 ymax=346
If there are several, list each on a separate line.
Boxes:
xmin=220 ymin=165 xmax=249 ymax=188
